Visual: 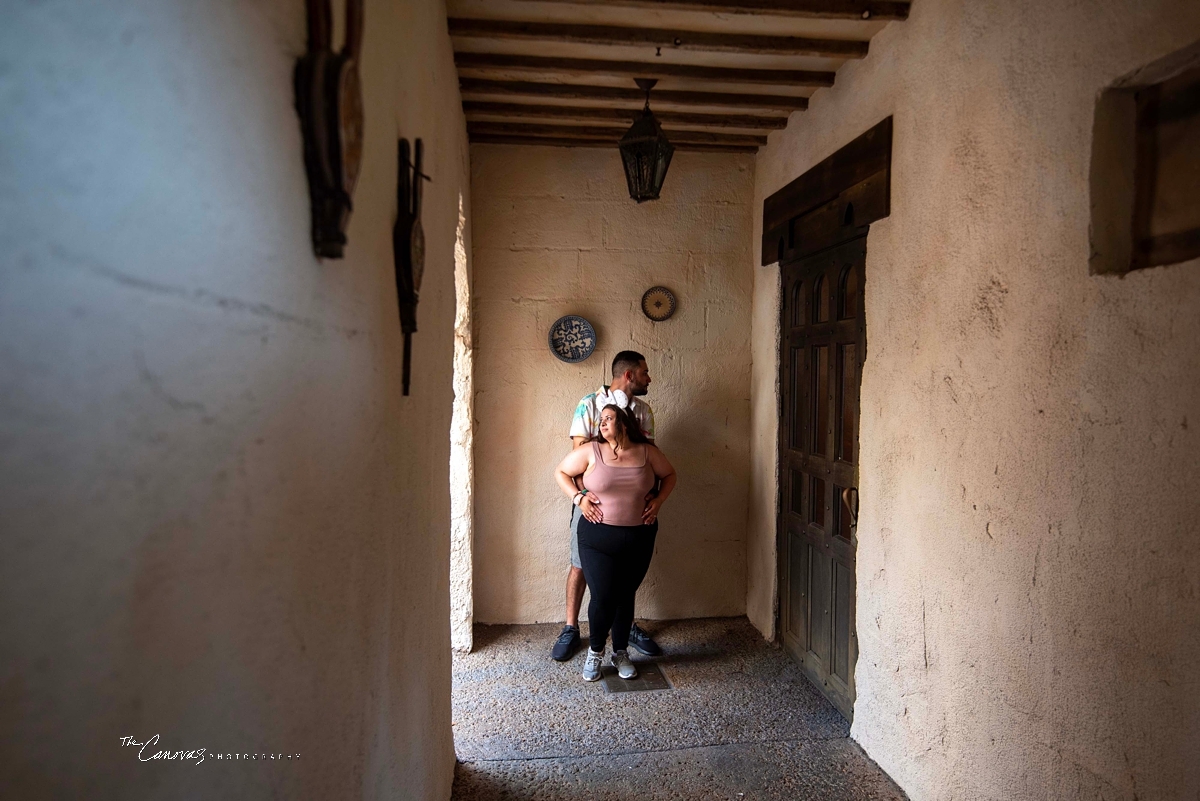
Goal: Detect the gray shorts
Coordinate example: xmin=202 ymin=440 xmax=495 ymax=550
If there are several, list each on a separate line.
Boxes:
xmin=569 ymin=503 xmax=583 ymax=569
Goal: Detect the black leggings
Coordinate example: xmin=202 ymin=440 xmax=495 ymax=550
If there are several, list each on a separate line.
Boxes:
xmin=576 ymin=518 xmax=658 ymax=652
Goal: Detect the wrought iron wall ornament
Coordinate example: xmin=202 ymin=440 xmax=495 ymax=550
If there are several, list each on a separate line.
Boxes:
xmin=295 ymin=0 xmax=364 ymax=258
xmin=394 ymin=139 xmax=431 ymax=396
xmin=618 ymin=78 xmax=675 ymax=203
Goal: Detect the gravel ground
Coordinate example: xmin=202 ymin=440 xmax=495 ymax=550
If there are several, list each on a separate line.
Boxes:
xmin=451 ymin=617 xmax=906 ymax=800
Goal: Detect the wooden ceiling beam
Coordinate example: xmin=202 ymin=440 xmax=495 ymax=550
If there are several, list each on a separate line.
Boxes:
xmin=454 ymin=52 xmax=835 ymax=87
xmin=447 ymin=18 xmax=869 ymax=58
xmin=463 ymin=101 xmax=790 ymax=129
xmin=459 ymin=78 xmax=809 ymax=110
xmin=467 ymin=120 xmax=767 ymax=146
xmin=469 ymin=134 xmax=759 ymax=153
xmin=530 ymin=0 xmax=910 ymax=21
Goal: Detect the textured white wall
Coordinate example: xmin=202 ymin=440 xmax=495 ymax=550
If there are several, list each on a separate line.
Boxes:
xmin=470 ymin=145 xmax=754 ymax=624
xmin=0 ymin=0 xmax=468 ymax=797
xmin=748 ymin=1 xmax=1200 ymax=799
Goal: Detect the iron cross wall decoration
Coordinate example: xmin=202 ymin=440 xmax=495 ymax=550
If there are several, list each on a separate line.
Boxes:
xmin=394 ymin=138 xmax=430 ymax=396
xmin=294 ymin=0 xmax=364 ymax=258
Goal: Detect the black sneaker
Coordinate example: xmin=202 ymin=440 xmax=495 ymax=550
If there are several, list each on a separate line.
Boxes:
xmin=627 ymin=623 xmax=661 ymax=656
xmin=552 ymin=625 xmax=581 ymax=661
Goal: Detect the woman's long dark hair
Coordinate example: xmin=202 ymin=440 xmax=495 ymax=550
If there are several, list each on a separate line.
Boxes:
xmin=594 ymin=404 xmax=649 ymax=445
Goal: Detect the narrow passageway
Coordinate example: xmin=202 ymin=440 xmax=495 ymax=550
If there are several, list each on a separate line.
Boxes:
xmin=451 ymin=618 xmax=905 ymax=800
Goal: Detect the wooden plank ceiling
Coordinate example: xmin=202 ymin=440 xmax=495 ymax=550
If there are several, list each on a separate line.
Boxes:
xmin=448 ymin=0 xmax=907 ymax=153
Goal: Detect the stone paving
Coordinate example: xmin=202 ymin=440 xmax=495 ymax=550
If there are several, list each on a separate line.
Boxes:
xmin=451 ymin=617 xmax=907 ymax=800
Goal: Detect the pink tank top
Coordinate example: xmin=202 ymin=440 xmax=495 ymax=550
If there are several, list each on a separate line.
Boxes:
xmin=583 ymin=441 xmax=656 ymax=527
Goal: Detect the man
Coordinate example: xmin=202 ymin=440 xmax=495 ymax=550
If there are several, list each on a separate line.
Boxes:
xmin=551 ymin=350 xmax=663 ymax=661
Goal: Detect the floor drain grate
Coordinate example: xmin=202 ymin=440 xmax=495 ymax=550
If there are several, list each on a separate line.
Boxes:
xmin=600 ymin=661 xmax=672 ymax=693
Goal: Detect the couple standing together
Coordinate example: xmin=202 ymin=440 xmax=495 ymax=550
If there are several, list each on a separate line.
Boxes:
xmin=552 ymin=351 xmax=677 ymax=682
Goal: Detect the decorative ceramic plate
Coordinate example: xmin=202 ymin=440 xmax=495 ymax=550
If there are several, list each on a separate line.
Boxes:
xmin=548 ymin=315 xmax=597 ymax=363
xmin=641 ymin=286 xmax=677 ymax=321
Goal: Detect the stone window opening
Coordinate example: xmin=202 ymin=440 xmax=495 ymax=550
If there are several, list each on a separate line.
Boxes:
xmin=1090 ymin=39 xmax=1200 ymax=274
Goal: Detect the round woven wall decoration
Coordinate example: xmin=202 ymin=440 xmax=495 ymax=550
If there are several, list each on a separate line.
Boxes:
xmin=641 ymin=286 xmax=677 ymax=321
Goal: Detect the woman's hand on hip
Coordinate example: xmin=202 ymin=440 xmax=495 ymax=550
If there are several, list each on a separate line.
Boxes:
xmin=580 ymin=496 xmax=603 ymax=523
xmin=642 ymin=496 xmax=664 ymax=525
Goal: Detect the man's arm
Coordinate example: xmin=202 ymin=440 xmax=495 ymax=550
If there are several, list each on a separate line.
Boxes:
xmin=633 ymin=401 xmax=655 ymax=443
xmin=569 ymin=436 xmax=589 ymax=488
xmin=633 ymin=403 xmax=658 ymax=492
xmin=641 ymin=445 xmax=676 ymax=525
xmin=568 ymin=396 xmax=593 ymax=487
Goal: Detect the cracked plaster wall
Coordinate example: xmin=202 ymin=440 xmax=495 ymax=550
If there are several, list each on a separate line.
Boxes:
xmin=0 ymin=0 xmax=468 ymax=797
xmin=470 ymin=145 xmax=754 ymax=624
xmin=748 ymin=1 xmax=1200 ymax=799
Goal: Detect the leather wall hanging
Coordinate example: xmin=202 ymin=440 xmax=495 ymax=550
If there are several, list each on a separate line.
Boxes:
xmin=394 ymin=138 xmax=430 ymax=396
xmin=294 ymin=0 xmax=364 ymax=258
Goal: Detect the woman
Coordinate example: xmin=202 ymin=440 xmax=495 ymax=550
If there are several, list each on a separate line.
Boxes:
xmin=554 ymin=404 xmax=677 ymax=682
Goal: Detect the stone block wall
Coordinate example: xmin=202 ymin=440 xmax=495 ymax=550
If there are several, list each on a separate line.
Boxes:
xmin=470 ymin=145 xmax=755 ymax=624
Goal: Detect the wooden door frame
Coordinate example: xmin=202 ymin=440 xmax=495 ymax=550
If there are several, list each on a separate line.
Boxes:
xmin=761 ymin=117 xmax=892 ymax=268
xmin=764 ymin=117 xmax=893 ymax=720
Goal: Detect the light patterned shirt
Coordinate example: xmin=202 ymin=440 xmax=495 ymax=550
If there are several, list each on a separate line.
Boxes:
xmin=569 ymin=386 xmax=655 ymax=441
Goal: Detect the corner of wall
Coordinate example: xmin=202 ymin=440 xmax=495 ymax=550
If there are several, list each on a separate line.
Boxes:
xmin=746 ymin=191 xmax=781 ymax=640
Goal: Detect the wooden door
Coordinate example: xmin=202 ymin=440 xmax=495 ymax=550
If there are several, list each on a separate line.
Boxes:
xmin=778 ymin=236 xmax=865 ymax=720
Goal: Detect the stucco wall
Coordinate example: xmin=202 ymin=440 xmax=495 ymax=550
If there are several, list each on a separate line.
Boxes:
xmin=747 ymin=257 xmax=782 ymax=638
xmin=748 ymin=1 xmax=1200 ymax=799
xmin=471 ymin=145 xmax=754 ymax=624
xmin=0 ymin=1 xmax=468 ymax=798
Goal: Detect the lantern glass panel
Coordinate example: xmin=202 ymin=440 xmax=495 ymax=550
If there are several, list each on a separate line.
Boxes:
xmin=619 ymin=109 xmax=674 ymax=202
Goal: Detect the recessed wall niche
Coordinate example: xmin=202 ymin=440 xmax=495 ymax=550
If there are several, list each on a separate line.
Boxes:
xmin=1090 ymin=40 xmax=1200 ymax=275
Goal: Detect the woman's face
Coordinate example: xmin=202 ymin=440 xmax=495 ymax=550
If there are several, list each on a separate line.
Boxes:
xmin=599 ymin=408 xmax=622 ymax=441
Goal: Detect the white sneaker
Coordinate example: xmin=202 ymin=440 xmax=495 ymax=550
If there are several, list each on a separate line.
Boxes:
xmin=582 ymin=648 xmax=604 ymax=682
xmin=611 ymin=649 xmax=638 ymax=679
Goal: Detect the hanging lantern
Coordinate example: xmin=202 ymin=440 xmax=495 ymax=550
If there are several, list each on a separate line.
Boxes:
xmin=619 ymin=78 xmax=675 ymax=203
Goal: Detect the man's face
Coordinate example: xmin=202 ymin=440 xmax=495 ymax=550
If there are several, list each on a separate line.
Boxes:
xmin=627 ymin=360 xmax=651 ymax=396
